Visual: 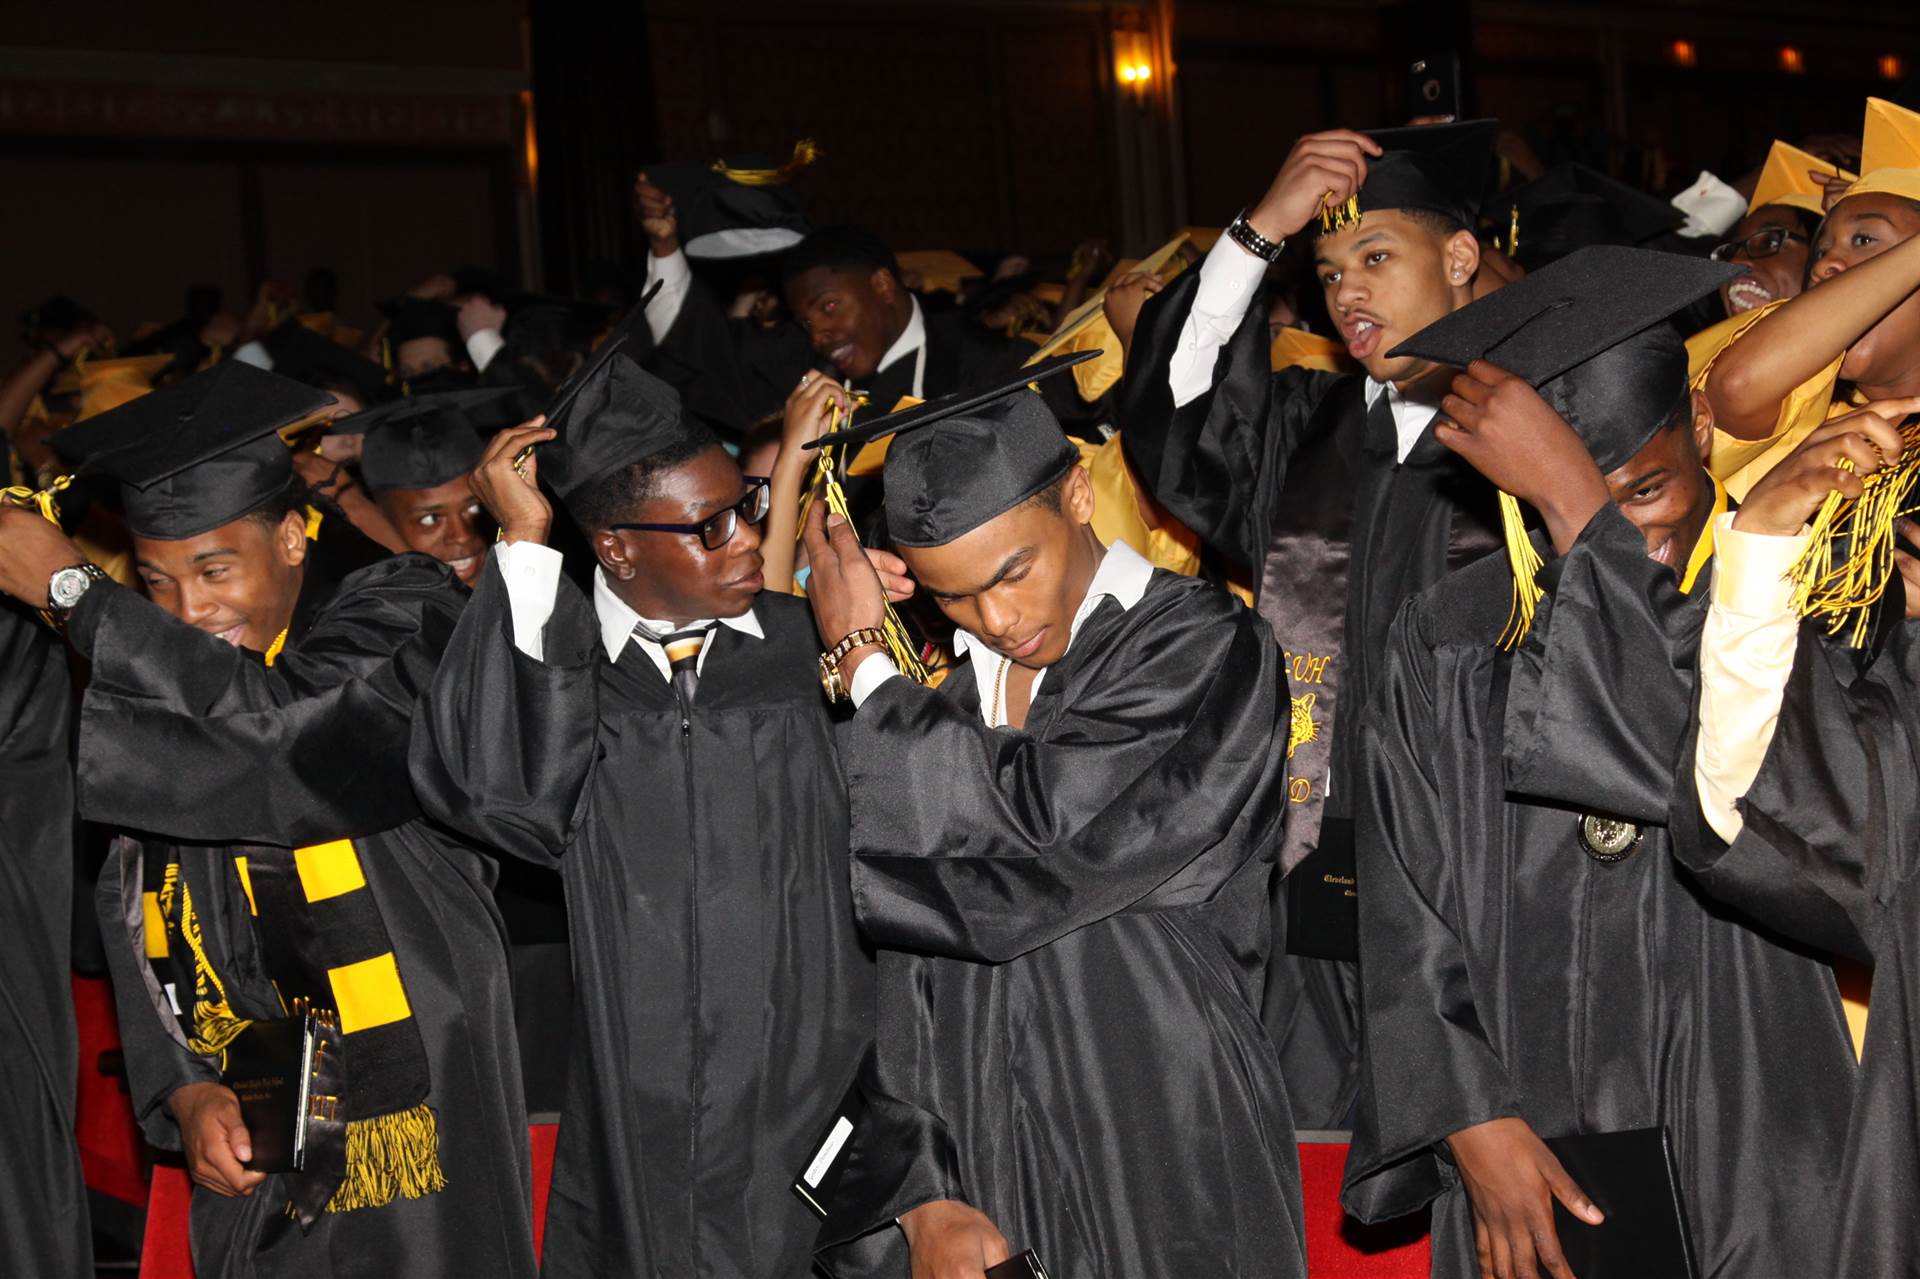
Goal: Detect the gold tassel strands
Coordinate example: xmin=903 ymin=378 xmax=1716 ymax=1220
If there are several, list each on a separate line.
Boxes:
xmin=1317 ymin=191 xmax=1363 ymax=234
xmin=323 ymin=1103 xmax=449 ymax=1214
xmin=799 ymin=401 xmax=930 ymax=684
xmin=1787 ymin=417 xmax=1920 ymax=648
xmin=1496 ymin=490 xmax=1546 ymax=650
xmin=1507 ymin=205 xmax=1521 ymax=260
xmin=0 ymin=472 xmax=71 ymax=526
xmin=713 ymin=138 xmax=821 ymax=187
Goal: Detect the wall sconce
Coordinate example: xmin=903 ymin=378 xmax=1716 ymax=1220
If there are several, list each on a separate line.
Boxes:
xmin=1668 ymin=40 xmax=1697 ymax=69
xmin=1114 ymin=30 xmax=1154 ymax=92
xmin=1881 ymin=54 xmax=1907 ymax=82
xmin=1779 ymin=46 xmax=1805 ymax=75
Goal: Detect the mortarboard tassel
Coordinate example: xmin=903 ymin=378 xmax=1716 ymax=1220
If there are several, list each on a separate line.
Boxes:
xmin=1787 ymin=417 xmax=1920 ymax=647
xmin=1316 ymin=191 xmax=1363 ymax=235
xmin=1496 ymin=489 xmax=1545 ymax=649
xmin=796 ymin=399 xmax=931 ymax=684
xmin=1507 ymin=204 xmax=1521 ymax=260
xmin=713 ymin=138 xmax=822 ymax=188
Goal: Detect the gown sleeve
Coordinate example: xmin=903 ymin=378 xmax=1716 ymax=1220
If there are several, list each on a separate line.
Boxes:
xmin=1669 ymin=632 xmax=1918 ymax=965
xmin=1115 ymin=271 xmax=1337 ymax=572
xmin=1502 ymin=502 xmax=1701 ymax=823
xmin=64 ymin=556 xmax=463 ymax=846
xmin=1342 ymin=599 xmax=1523 ymax=1222
xmin=407 ymin=552 xmax=604 ymax=868
xmin=842 ymin=590 xmax=1287 ymax=963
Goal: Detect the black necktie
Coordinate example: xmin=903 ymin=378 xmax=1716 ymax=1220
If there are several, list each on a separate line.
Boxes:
xmin=656 ymin=624 xmax=715 ymax=707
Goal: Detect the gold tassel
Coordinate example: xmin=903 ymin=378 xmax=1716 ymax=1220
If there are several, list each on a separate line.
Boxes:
xmin=713 ymin=139 xmax=821 ymax=187
xmin=1496 ymin=490 xmax=1545 ymax=649
xmin=323 ymin=1103 xmax=448 ymax=1214
xmin=1508 ymin=205 xmax=1521 ymax=260
xmin=1 ymin=473 xmax=72 ymax=526
xmin=1316 ymin=191 xmax=1363 ymax=234
xmin=799 ymin=402 xmax=930 ymax=683
xmin=1787 ymin=418 xmax=1920 ymax=648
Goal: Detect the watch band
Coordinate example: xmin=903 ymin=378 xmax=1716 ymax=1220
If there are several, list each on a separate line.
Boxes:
xmin=819 ymin=626 xmax=890 ymax=703
xmin=1226 ymin=209 xmax=1286 ymax=263
xmin=43 ymin=562 xmax=108 ymax=632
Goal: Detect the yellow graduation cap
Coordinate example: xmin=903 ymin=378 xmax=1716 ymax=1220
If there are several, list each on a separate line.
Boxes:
xmin=896 ymin=250 xmax=982 ymax=296
xmin=1750 ymin=140 xmax=1854 ymax=216
xmin=1180 ymin=225 xmax=1223 ymax=253
xmin=51 ymin=353 xmax=174 ymax=398
xmin=1027 ymin=232 xmax=1193 ymax=401
xmin=1270 ymin=327 xmax=1353 ymax=375
xmin=1841 ymin=97 xmax=1920 ymax=205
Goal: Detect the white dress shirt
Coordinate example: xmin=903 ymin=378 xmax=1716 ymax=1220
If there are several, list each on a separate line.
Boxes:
xmin=465 ymin=327 xmax=506 ymax=374
xmin=1167 ymin=236 xmax=1433 ymax=462
xmin=643 ymin=248 xmax=696 ymax=346
xmin=1692 ymin=512 xmax=1811 ymax=842
xmin=870 ymin=295 xmax=928 ymax=400
xmin=848 ymin=540 xmax=1157 ymax=723
xmin=493 ymin=540 xmax=763 ymax=677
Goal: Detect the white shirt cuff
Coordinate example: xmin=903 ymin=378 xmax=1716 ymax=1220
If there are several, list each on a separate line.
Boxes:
xmin=1670 ymin=169 xmax=1750 ymax=239
xmin=643 ymin=247 xmax=694 ymax=345
xmin=494 ymin=540 xmax=565 ymax=662
xmin=1168 ymin=235 xmax=1269 ymax=409
xmin=1694 ymin=513 xmax=1811 ymax=843
xmin=232 ymin=340 xmax=273 ymax=370
xmin=465 ymin=327 xmax=506 ymax=374
xmin=848 ymin=653 xmax=903 ymax=708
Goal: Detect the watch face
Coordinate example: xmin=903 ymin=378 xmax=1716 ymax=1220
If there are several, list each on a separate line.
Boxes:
xmin=49 ymin=566 xmax=94 ymax=610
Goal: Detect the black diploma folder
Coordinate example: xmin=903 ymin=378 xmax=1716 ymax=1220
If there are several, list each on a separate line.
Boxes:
xmin=1542 ymin=1126 xmax=1696 ymax=1278
xmin=221 ymin=1014 xmax=318 ymax=1174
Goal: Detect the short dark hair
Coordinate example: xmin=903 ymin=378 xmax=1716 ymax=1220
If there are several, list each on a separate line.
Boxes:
xmin=243 ymin=477 xmax=308 ymax=532
xmin=1022 ymin=470 xmax=1071 ymax=517
xmin=1399 ymin=206 xmax=1471 ymax=239
xmin=779 ymin=225 xmax=899 ymax=290
xmin=563 ymin=426 xmax=722 ymax=532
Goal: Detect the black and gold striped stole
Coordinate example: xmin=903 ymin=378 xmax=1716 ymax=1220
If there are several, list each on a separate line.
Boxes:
xmin=141 ymin=838 xmax=444 ymax=1220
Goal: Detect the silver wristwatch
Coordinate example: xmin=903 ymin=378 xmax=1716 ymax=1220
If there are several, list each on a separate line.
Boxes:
xmin=47 ymin=562 xmax=108 ymax=618
xmin=1226 ymin=208 xmax=1286 ymax=262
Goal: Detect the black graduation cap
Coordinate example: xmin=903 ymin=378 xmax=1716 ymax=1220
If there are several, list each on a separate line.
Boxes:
xmin=20 ymin=295 xmax=98 ymax=344
xmin=330 ymin=388 xmax=515 ymax=493
xmin=378 ymin=297 xmax=464 ymax=350
xmin=502 ymin=294 xmax=615 ymax=357
xmin=1388 ymin=245 xmax=1740 ymax=472
xmin=48 ymin=362 xmax=330 ymax=540
xmin=258 ymin=318 xmax=389 ymax=404
xmin=1320 ymin=120 xmax=1497 ymax=235
xmin=1494 ymin=163 xmax=1685 ymax=273
xmin=802 ymin=351 xmax=1097 ymax=548
xmin=645 ymin=154 xmax=812 ymax=260
xmin=534 ymin=281 xmax=689 ymax=503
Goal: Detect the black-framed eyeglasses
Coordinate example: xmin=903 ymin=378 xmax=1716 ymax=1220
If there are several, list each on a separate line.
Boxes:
xmin=1709 ymin=227 xmax=1810 ymax=263
xmin=610 ymin=476 xmax=772 ymax=550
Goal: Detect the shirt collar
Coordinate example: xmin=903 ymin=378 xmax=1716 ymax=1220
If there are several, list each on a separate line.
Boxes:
xmin=952 ymin=539 xmax=1156 ymax=671
xmin=1363 ymin=376 xmax=1444 ymax=464
xmin=591 ymin=568 xmax=764 ymax=662
xmin=875 ymin=295 xmax=926 ymax=376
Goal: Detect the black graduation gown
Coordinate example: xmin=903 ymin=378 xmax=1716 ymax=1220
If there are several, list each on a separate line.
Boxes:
xmin=409 ymin=562 xmax=873 ymax=1278
xmin=817 ymin=569 xmax=1306 ymax=1279
xmin=1671 ymin=617 xmax=1920 ymax=1276
xmin=1345 ymin=507 xmax=1856 ymax=1277
xmin=79 ymin=549 xmax=536 ymax=1279
xmin=642 ymin=274 xmax=817 ymax=439
xmin=0 ymin=600 xmax=92 ymax=1278
xmin=1117 ymin=270 xmax=1501 ymax=1125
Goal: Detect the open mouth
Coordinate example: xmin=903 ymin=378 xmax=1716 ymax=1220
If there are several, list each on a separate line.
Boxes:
xmin=1724 ymin=278 xmax=1775 ymax=314
xmin=1648 ymin=536 xmax=1676 ymax=568
xmin=1342 ymin=315 xmax=1386 ymax=360
xmin=827 ymin=342 xmax=857 ymax=370
xmin=206 ymin=623 xmax=247 ymax=647
xmin=447 ymin=554 xmax=480 ymax=582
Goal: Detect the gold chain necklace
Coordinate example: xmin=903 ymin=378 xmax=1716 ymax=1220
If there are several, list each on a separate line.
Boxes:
xmin=990 ymin=656 xmax=1009 ymax=729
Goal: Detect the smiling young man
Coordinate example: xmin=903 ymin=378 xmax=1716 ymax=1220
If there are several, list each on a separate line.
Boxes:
xmin=1117 ymin=119 xmax=1504 ymax=1123
xmin=0 ymin=361 xmax=537 ymax=1278
xmin=408 ymin=342 xmax=874 ymax=1278
xmin=1342 ymin=249 xmax=1856 ymax=1279
xmin=798 ymin=365 xmax=1302 ymax=1279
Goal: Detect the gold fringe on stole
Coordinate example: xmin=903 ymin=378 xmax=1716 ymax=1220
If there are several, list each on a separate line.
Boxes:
xmin=1496 ymin=490 xmax=1546 ymax=649
xmin=1787 ymin=417 xmax=1920 ymax=648
xmin=713 ymin=138 xmax=820 ymax=187
xmin=323 ymin=1103 xmax=448 ymax=1214
xmin=166 ymin=868 xmax=255 ymax=1057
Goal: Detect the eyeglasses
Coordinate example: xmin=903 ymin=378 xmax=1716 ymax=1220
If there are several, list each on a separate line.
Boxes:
xmin=610 ymin=476 xmax=772 ymax=551
xmin=1709 ymin=227 xmax=1810 ymax=263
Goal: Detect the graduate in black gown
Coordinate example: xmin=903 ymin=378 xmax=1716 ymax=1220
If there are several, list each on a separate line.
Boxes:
xmin=0 ymin=594 xmax=92 ymax=1277
xmin=1116 ymin=121 xmax=1505 ymax=1123
xmin=1343 ymin=249 xmax=1858 ymax=1278
xmin=1671 ymin=402 xmax=1920 ymax=1277
xmin=799 ymin=362 xmax=1303 ymax=1279
xmin=408 ymin=337 xmax=874 ymax=1278
xmin=0 ymin=363 xmax=536 ymax=1279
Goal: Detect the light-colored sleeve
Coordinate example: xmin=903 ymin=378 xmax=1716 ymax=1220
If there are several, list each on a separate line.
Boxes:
xmin=1694 ymin=512 xmax=1812 ymax=842
xmin=465 ymin=327 xmax=506 ymax=373
xmin=493 ymin=540 xmax=565 ymax=662
xmin=1168 ymin=236 xmax=1270 ymax=409
xmin=231 ymin=340 xmax=274 ymax=370
xmin=643 ymin=248 xmax=694 ymax=345
xmin=849 ymin=652 xmax=903 ymax=708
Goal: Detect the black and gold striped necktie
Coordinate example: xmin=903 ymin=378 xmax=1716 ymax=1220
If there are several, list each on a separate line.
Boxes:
xmin=656 ymin=623 xmax=716 ymax=707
